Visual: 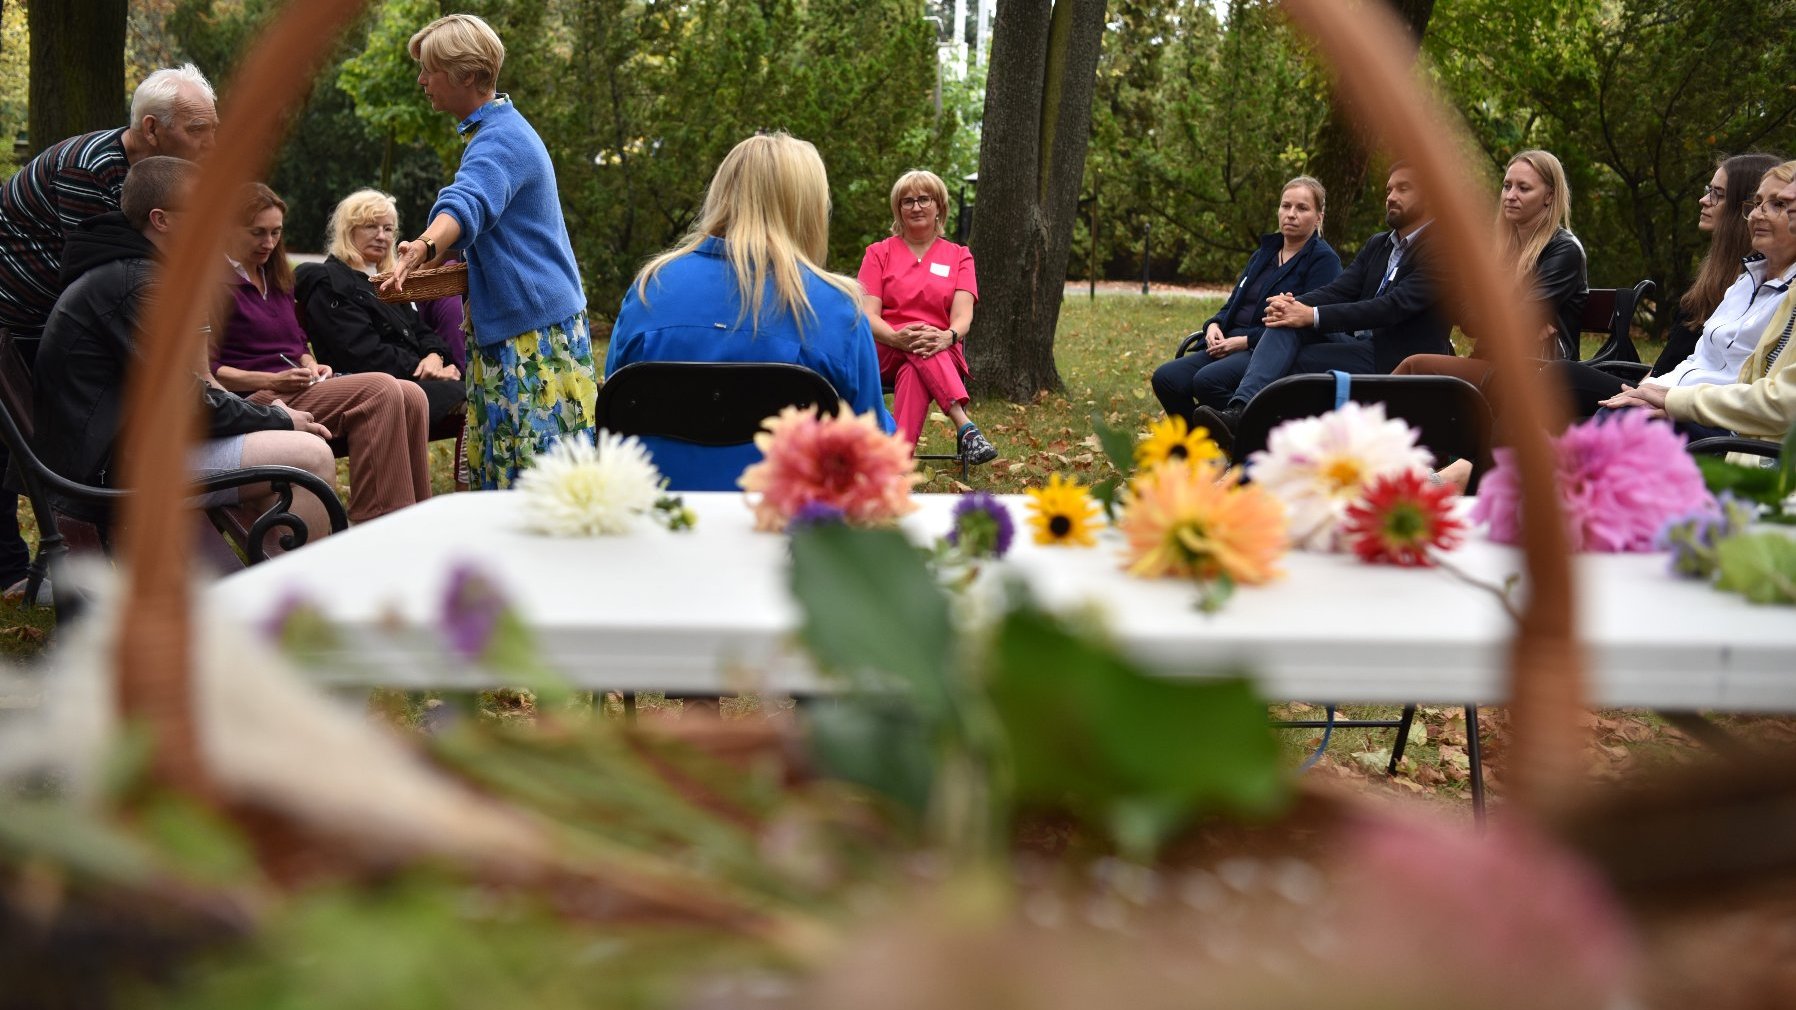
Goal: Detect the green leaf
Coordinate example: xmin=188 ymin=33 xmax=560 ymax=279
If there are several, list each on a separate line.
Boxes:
xmin=1697 ymin=455 xmax=1782 ymax=507
xmin=985 ymin=601 xmax=1287 ymax=860
xmin=788 ymin=524 xmax=956 ymax=716
xmin=1715 ymin=532 xmax=1796 ymax=605
xmin=1091 ymin=411 xmax=1136 ymax=475
xmin=806 ymin=700 xmax=937 ymax=819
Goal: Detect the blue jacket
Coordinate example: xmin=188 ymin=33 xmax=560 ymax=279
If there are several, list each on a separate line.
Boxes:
xmin=604 ymin=236 xmax=896 ymax=491
xmin=1205 ymin=232 xmax=1342 ymax=348
xmin=432 ymin=97 xmax=586 ymax=345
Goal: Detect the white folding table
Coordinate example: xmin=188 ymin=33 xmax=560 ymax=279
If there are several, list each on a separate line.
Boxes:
xmin=208 ymin=492 xmax=1796 ymax=711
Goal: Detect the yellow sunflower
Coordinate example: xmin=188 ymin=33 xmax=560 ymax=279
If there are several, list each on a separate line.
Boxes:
xmin=1025 ymin=473 xmax=1101 ymax=546
xmin=1119 ymin=458 xmax=1287 ymax=585
xmin=1134 ymin=415 xmax=1223 ymax=472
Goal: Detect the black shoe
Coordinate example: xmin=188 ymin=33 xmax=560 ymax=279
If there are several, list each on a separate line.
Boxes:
xmin=1191 ymin=404 xmax=1243 ymax=457
xmin=957 ymin=423 xmax=999 ymax=465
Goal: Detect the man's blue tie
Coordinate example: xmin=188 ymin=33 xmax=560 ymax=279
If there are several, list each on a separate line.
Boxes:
xmin=1374 ymin=233 xmax=1407 ymax=297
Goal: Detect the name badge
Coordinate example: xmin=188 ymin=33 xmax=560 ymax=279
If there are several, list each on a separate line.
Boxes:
xmin=929 ymin=261 xmax=951 ymax=278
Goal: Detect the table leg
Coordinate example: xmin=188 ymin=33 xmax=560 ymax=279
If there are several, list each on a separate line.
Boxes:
xmin=1466 ymin=703 xmax=1486 ymax=826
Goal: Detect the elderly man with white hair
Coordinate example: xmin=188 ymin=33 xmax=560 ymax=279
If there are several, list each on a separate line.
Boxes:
xmin=0 ymin=63 xmax=219 ymax=348
xmin=0 ymin=63 xmax=218 ymax=599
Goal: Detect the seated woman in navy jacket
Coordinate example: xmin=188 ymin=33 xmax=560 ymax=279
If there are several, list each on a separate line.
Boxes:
xmin=296 ymin=189 xmax=466 ymax=428
xmin=1151 ymin=175 xmax=1341 ymax=426
xmin=604 ymin=132 xmax=893 ymax=490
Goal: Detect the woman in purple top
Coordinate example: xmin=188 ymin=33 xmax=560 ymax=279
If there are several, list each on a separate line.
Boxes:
xmin=210 ymin=184 xmax=433 ymax=522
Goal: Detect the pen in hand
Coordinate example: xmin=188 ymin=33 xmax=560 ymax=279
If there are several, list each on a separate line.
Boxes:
xmin=278 ymin=352 xmax=321 ymax=383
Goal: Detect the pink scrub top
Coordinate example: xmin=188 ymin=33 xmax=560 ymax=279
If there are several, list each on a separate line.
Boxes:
xmin=856 ymin=236 xmax=978 ymax=330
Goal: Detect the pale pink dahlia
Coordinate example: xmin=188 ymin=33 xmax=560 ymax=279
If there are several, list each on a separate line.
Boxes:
xmin=738 ymin=405 xmax=921 ymax=531
xmin=1472 ymin=410 xmax=1712 ymax=551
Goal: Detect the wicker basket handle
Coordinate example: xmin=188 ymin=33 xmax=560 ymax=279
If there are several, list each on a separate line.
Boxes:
xmin=1282 ymin=0 xmax=1584 ymax=816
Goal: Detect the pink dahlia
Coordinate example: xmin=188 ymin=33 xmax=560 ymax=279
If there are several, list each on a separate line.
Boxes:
xmin=738 ymin=405 xmax=921 ymax=531
xmin=1471 ymin=410 xmax=1712 ymax=552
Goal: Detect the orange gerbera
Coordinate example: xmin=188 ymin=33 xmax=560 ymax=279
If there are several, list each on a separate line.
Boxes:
xmin=739 ymin=405 xmax=921 ymax=531
xmin=1119 ymin=458 xmax=1288 ymax=586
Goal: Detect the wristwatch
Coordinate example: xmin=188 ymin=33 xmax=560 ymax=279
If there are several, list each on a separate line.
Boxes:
xmin=947 ymin=328 xmax=959 ymax=345
xmin=420 ymin=236 xmax=438 ymax=262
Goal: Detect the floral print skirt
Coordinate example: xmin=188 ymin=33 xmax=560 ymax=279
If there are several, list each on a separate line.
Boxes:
xmin=466 ymin=311 xmax=599 ymax=490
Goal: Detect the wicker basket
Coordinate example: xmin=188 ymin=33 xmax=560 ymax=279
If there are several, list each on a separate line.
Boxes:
xmin=372 ymin=260 xmax=468 ymax=303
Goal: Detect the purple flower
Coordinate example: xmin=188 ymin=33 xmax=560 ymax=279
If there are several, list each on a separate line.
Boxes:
xmin=789 ymin=501 xmax=847 ymax=530
xmin=259 ymin=591 xmax=317 ymax=642
xmin=441 ymin=563 xmax=510 ymax=661
xmin=1656 ymin=492 xmax=1754 ymax=578
xmin=1472 ymin=411 xmax=1712 ymax=552
xmin=947 ymin=492 xmax=1015 ymax=559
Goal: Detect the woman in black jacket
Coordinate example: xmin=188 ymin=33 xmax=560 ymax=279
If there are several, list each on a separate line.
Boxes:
xmin=296 ymin=189 xmax=466 ymax=427
xmin=1151 ymin=176 xmax=1341 ymax=426
xmin=1395 ymin=149 xmax=1587 ymax=385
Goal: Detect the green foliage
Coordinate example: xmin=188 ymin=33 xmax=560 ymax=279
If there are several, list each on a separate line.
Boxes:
xmin=334 ymin=0 xmax=453 ymax=159
xmin=789 ymin=521 xmax=1286 ymax=860
xmin=1425 ymin=0 xmax=1796 ymax=315
xmin=164 ymin=0 xmax=447 ymax=251
xmin=986 ymin=602 xmax=1285 ymax=859
xmin=163 ymin=876 xmax=743 ymax=1010
xmin=1715 ymin=532 xmax=1796 ymax=605
xmin=1078 ymin=0 xmax=1330 ymax=282
xmin=789 ymin=524 xmax=956 ymax=715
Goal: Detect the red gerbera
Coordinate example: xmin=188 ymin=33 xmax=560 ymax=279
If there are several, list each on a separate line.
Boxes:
xmin=1341 ymin=469 xmax=1466 ymax=566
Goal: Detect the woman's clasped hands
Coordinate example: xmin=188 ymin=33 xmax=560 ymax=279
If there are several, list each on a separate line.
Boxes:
xmin=896 ymin=322 xmax=954 ymax=358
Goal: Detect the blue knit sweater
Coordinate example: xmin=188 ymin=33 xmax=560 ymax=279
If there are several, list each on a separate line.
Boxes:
xmin=431 ymin=97 xmax=585 ymax=345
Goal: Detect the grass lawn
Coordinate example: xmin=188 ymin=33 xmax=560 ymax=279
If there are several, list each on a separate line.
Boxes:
xmin=0 ymin=292 xmax=1755 ymax=813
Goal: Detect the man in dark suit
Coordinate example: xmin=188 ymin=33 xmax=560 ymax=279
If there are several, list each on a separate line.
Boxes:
xmin=1193 ymin=163 xmax=1451 ymax=452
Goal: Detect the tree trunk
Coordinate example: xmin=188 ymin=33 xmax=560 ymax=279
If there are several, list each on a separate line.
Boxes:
xmin=28 ymin=0 xmax=128 ymax=155
xmin=1306 ymin=0 xmax=1434 ymax=242
xmin=966 ymin=0 xmax=1107 ymax=401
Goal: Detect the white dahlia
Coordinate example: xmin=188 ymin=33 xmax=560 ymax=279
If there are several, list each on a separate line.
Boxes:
xmin=516 ymin=431 xmax=665 ymax=536
xmin=1246 ymin=402 xmax=1433 ymax=550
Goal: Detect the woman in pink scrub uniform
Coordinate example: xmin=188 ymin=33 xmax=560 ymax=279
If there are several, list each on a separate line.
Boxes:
xmin=856 ymin=170 xmax=997 ymax=465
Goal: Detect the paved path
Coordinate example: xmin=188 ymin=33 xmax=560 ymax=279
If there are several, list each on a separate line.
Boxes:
xmin=1064 ymin=280 xmax=1229 ymax=298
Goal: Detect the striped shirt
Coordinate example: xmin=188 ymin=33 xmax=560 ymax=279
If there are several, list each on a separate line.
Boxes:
xmin=0 ymin=128 xmax=131 ymax=337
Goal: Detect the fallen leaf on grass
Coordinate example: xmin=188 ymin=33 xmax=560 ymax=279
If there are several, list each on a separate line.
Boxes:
xmin=1350 ymin=748 xmax=1392 ymax=774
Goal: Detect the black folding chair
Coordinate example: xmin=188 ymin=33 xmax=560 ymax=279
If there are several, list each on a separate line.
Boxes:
xmin=1686 ymin=435 xmax=1783 ymax=462
xmin=1583 ymin=279 xmax=1654 ymax=383
xmin=1232 ymin=371 xmax=1498 ymax=819
xmin=597 ymin=361 xmax=842 ymax=448
xmin=1233 ymin=372 xmax=1496 ymax=490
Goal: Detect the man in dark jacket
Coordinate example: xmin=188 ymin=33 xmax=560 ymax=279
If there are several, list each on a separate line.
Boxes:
xmin=32 ymin=155 xmax=339 ymax=539
xmin=1194 ymin=164 xmax=1452 ymax=452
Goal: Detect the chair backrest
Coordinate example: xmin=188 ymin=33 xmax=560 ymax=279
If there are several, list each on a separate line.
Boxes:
xmin=595 ymin=361 xmax=841 ymax=446
xmin=1232 ymin=373 xmax=1495 ymax=489
xmin=1578 ymin=279 xmax=1653 ymax=365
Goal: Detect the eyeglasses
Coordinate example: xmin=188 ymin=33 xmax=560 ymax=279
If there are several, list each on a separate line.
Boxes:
xmin=900 ymin=196 xmax=934 ymax=209
xmin=1700 ymin=185 xmax=1725 ymax=203
xmin=1742 ymin=197 xmax=1793 ymax=220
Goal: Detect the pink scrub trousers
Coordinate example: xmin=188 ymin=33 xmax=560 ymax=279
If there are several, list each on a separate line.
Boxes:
xmin=877 ymin=341 xmax=970 ymax=447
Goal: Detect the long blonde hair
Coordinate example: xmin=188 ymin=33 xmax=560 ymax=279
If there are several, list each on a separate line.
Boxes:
xmin=326 ymin=188 xmax=399 ymax=273
xmin=1496 ymin=149 xmax=1572 ymax=281
xmin=635 ymin=132 xmax=859 ymax=333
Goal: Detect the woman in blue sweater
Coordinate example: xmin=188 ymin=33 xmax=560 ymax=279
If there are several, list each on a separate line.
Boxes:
xmin=1150 ymin=176 xmax=1340 ymax=426
xmin=383 ymin=13 xmax=595 ymax=490
xmin=605 ymin=132 xmax=893 ymax=490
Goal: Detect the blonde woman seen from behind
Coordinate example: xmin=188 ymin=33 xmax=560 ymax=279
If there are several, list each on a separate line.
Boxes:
xmin=604 ymin=132 xmax=894 ymax=491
